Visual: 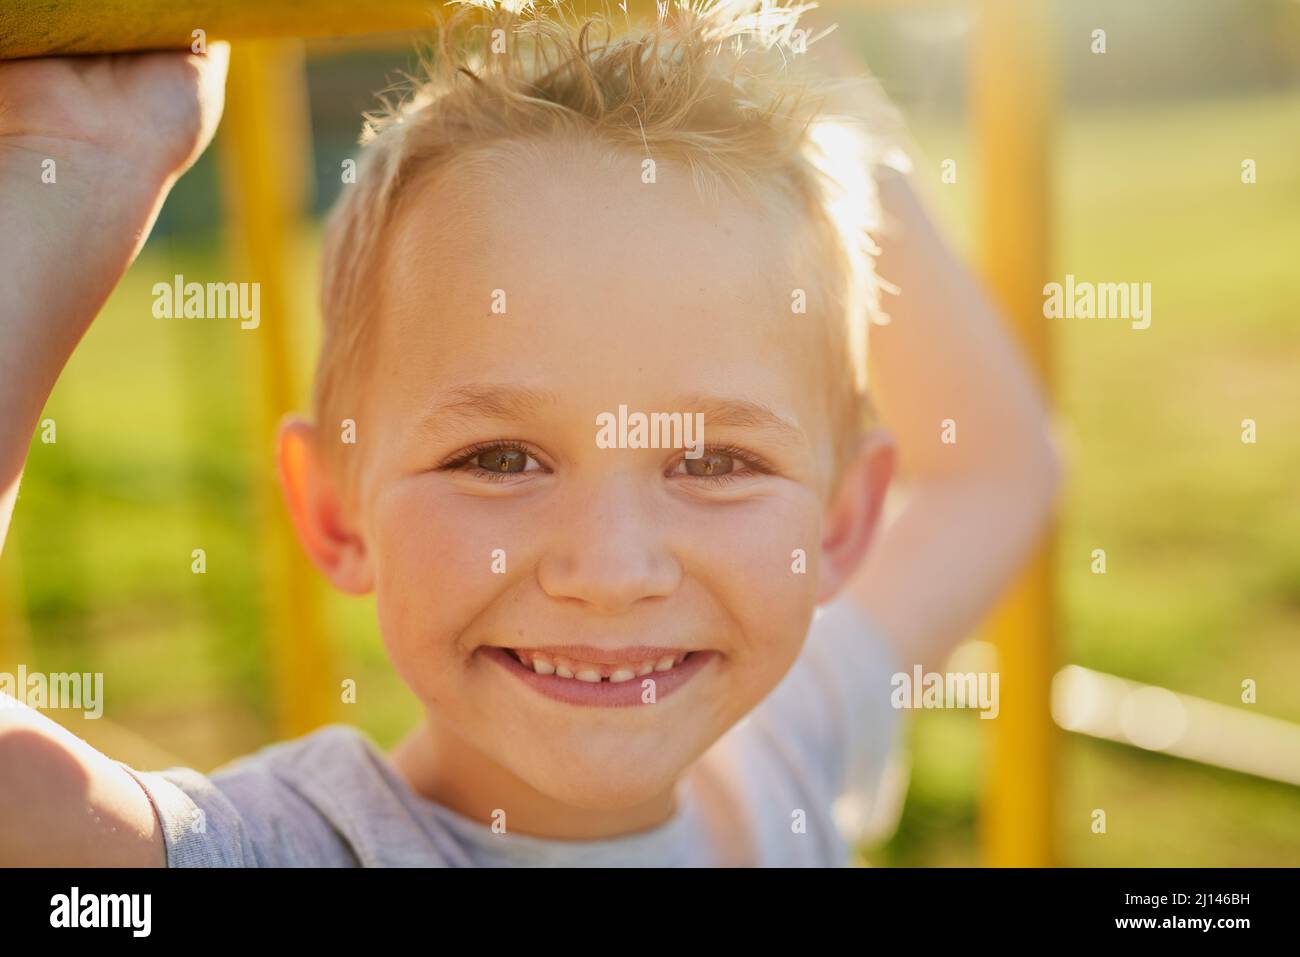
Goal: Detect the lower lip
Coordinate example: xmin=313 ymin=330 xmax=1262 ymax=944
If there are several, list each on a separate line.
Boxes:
xmin=481 ymin=646 xmax=718 ymax=708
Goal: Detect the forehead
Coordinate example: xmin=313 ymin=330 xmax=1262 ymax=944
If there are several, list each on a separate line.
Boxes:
xmin=372 ymin=135 xmax=836 ymax=454
xmin=386 ymin=137 xmax=808 ymax=316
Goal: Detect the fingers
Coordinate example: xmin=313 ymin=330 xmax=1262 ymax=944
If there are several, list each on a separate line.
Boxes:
xmin=195 ymin=39 xmax=231 ymax=84
xmin=189 ymin=41 xmax=230 ymax=159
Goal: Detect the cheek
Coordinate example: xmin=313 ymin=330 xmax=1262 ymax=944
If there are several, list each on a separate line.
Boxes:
xmin=674 ymin=487 xmax=823 ymax=661
xmin=369 ymin=479 xmax=520 ymax=680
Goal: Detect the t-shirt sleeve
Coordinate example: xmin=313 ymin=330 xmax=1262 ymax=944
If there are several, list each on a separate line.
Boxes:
xmin=743 ymin=598 xmax=908 ymax=850
xmin=801 ymin=599 xmax=909 ymax=845
xmin=118 ymin=758 xmax=357 ymax=867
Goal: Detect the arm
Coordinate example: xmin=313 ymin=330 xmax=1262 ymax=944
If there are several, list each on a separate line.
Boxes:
xmin=0 ymin=46 xmax=227 ymax=551
xmin=0 ymin=695 xmax=168 ymax=866
xmin=847 ymin=169 xmax=1062 ymax=672
xmin=798 ymin=24 xmax=1062 ymax=670
xmin=0 ymin=45 xmax=228 ymax=865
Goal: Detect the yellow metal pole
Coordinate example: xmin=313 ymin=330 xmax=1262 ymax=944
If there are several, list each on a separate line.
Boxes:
xmin=971 ymin=0 xmax=1057 ymax=866
xmin=219 ymin=40 xmax=335 ymax=740
xmin=0 ymin=1 xmax=438 ymax=58
xmin=0 ymin=552 xmax=27 ymax=673
xmin=0 ymin=0 xmax=674 ymax=59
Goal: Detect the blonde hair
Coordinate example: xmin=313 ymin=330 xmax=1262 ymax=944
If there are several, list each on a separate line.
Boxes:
xmin=315 ymin=0 xmax=904 ymax=484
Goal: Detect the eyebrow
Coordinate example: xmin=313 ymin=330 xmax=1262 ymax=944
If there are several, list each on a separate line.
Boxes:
xmin=417 ymin=383 xmax=807 ymax=448
xmin=417 ymin=384 xmax=558 ymax=443
xmin=669 ymin=392 xmax=807 ymax=448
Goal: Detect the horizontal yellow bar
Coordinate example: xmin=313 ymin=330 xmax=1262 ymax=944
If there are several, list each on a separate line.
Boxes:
xmin=2 ymin=0 xmax=426 ymax=58
xmin=0 ymin=0 xmax=959 ymax=60
xmin=3 ymin=0 xmax=653 ymax=59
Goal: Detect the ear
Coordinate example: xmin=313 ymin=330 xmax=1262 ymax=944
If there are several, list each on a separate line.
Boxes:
xmin=277 ymin=415 xmax=374 ymax=595
xmin=815 ymin=429 xmax=896 ymax=603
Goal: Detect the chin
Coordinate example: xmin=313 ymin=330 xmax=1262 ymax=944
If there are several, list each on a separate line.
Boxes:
xmin=523 ymin=753 xmax=685 ymax=811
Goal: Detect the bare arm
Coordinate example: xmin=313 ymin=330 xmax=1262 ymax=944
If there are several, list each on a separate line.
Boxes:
xmin=847 ymin=169 xmax=1062 ymax=671
xmin=0 ymin=46 xmax=227 ymax=552
xmin=0 ymin=696 xmax=168 ymax=866
xmin=798 ymin=24 xmax=1063 ymax=670
xmin=0 ymin=45 xmax=227 ymax=865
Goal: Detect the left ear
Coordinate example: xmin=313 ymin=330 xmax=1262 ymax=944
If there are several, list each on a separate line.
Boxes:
xmin=815 ymin=428 xmax=896 ymax=603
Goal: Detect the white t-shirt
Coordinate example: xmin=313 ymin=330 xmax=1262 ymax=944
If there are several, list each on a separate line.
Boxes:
xmin=120 ymin=598 xmax=906 ymax=867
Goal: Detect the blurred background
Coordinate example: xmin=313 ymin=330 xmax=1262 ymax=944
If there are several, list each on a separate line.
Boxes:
xmin=1 ymin=0 xmax=1298 ymax=865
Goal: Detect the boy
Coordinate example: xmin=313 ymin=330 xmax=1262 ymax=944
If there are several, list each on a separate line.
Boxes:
xmin=0 ymin=0 xmax=1059 ymax=866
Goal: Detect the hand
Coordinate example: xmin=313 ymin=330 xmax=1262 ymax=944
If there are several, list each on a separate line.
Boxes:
xmin=0 ymin=42 xmax=229 ymax=183
xmin=0 ymin=42 xmax=229 ymax=333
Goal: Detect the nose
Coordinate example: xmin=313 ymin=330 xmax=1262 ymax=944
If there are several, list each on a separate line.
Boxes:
xmin=536 ymin=474 xmax=681 ymax=614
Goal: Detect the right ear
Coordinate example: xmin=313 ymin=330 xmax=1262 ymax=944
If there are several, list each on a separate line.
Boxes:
xmin=276 ymin=415 xmax=373 ymax=595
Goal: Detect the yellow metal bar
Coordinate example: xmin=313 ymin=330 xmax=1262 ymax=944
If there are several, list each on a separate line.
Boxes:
xmin=0 ymin=0 xmax=678 ymax=59
xmin=0 ymin=0 xmax=959 ymax=60
xmin=0 ymin=0 xmax=438 ymax=58
xmin=0 ymin=551 xmax=28 ymax=672
xmin=970 ymin=0 xmax=1057 ymax=866
xmin=219 ymin=40 xmax=335 ymax=740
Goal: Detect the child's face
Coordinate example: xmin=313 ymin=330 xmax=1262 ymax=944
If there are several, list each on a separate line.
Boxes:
xmin=289 ymin=140 xmax=890 ymax=814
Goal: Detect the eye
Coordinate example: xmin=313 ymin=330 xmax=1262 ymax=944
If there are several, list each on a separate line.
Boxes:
xmin=668 ymin=445 xmax=772 ymax=485
xmin=477 ymin=447 xmax=530 ymax=473
xmin=683 ymin=451 xmax=737 ymax=477
xmin=439 ymin=441 xmax=546 ymax=480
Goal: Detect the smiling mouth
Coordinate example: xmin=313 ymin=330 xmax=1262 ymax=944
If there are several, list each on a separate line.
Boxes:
xmin=499 ymin=647 xmax=695 ymax=683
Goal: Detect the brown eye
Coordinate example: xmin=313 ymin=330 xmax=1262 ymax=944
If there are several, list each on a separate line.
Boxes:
xmin=478 ymin=448 xmax=528 ymax=473
xmin=683 ymin=451 xmax=735 ymax=477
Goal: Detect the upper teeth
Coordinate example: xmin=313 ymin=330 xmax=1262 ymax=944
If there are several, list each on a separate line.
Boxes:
xmin=512 ymin=650 xmax=689 ymax=682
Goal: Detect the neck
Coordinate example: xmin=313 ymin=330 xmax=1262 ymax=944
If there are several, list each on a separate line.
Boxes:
xmin=387 ymin=712 xmax=680 ymax=840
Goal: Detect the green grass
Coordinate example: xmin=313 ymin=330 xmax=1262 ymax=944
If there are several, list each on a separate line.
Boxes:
xmin=4 ymin=90 xmax=1298 ymax=866
xmin=874 ymin=90 xmax=1300 ymax=866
